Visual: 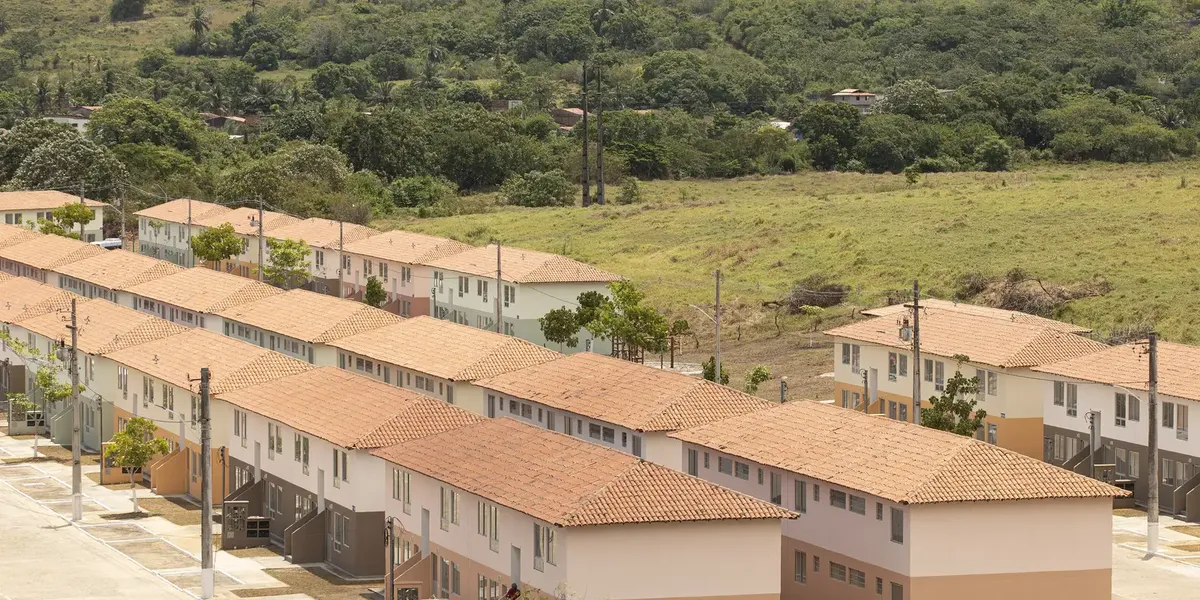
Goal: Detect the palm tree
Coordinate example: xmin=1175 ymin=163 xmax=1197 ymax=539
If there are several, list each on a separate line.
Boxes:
xmin=151 ymin=79 xmax=165 ymax=101
xmin=371 ymin=81 xmax=396 ymax=106
xmin=205 ymin=83 xmax=227 ymax=114
xmin=249 ymin=0 xmax=264 ymax=12
xmin=189 ymin=6 xmax=211 ymax=45
xmin=34 ymin=74 xmax=51 ymax=115
xmin=53 ymin=80 xmax=69 ymax=111
xmin=243 ymin=79 xmax=281 ymax=113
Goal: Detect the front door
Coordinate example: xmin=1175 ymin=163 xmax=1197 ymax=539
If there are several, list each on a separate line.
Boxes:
xmin=511 ymin=545 xmax=521 ymax=586
xmin=317 ymin=468 xmax=325 ymax=511
xmin=421 ymin=508 xmax=431 ymax=556
xmin=253 ymin=441 xmax=261 ymax=481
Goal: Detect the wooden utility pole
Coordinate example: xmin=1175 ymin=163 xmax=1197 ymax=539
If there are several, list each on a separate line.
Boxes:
xmin=77 ymin=181 xmax=86 ymax=240
xmin=862 ymin=369 xmax=870 ymax=414
xmin=69 ymin=299 xmax=82 ymax=522
xmin=581 ymin=60 xmax=591 ymax=208
xmin=385 ymin=517 xmax=396 ymax=600
xmin=256 ymin=196 xmax=265 ymax=282
xmin=911 ymin=280 xmax=922 ymax=425
xmin=199 ymin=367 xmax=214 ymax=599
xmin=1148 ymin=332 xmax=1160 ymax=555
xmin=187 ymin=197 xmax=193 ymax=267
xmin=337 ymin=221 xmax=345 ymax=299
xmin=495 ymin=242 xmax=502 ymax=334
xmin=714 ymin=269 xmax=721 ymax=385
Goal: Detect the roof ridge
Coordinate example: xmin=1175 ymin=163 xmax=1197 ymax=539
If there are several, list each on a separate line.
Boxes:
xmin=561 ymin=455 xmax=646 ymax=526
xmin=898 ymin=434 xmax=981 ymax=503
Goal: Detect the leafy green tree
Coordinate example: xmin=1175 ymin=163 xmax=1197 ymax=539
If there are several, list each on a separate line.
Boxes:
xmin=702 ymin=356 xmax=729 ymax=385
xmin=579 ymin=281 xmax=668 ymax=360
xmin=110 ymin=0 xmax=147 ymax=21
xmin=539 ymin=307 xmax=579 ymax=350
xmin=243 ymin=41 xmax=280 ymax=71
xmin=0 ymin=48 xmax=18 ymax=81
xmin=364 ymin=275 xmax=386 ymax=307
xmin=2 ymin=29 xmax=40 ymax=69
xmin=795 ymin=102 xmax=861 ymax=150
xmin=87 ymin=98 xmax=202 ymax=154
xmin=975 ymin=138 xmax=1012 ymax=171
xmin=390 ymin=176 xmax=456 ymax=208
xmin=104 ymin=417 xmax=170 ymax=513
xmin=499 ymin=170 xmax=573 ymax=207
xmin=873 ymin=80 xmax=945 ymax=121
xmin=10 ymin=133 xmax=130 ymax=200
xmin=0 ymin=119 xmax=71 ymax=183
xmin=217 ymin=160 xmax=285 ymax=207
xmin=921 ymin=370 xmax=987 ymax=436
xmin=312 ymin=63 xmax=376 ymax=100
xmin=192 ymin=223 xmax=244 ymax=264
xmin=34 ymin=203 xmax=97 ymax=239
xmin=263 ymin=237 xmax=312 ymax=289
xmin=744 ymin=365 xmax=771 ymax=393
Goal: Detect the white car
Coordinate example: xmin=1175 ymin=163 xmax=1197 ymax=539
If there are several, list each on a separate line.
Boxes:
xmin=91 ymin=238 xmax=122 ymax=250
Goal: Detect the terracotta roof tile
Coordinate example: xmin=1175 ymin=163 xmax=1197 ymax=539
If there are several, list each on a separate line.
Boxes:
xmin=861 ymin=299 xmax=1091 ymax=333
xmin=374 ymin=418 xmax=794 ymax=526
xmin=218 ymin=289 xmax=402 ymax=343
xmin=124 ymin=267 xmax=282 ymax=313
xmin=0 ymin=278 xmax=79 ymax=323
xmin=1033 ymin=340 xmax=1200 ymax=402
xmin=477 ymin=353 xmax=773 ymax=431
xmin=0 ymin=224 xmax=41 ymax=250
xmin=51 ymin=250 xmax=183 ymax=291
xmin=217 ymin=368 xmax=483 ymax=449
xmin=195 ymin=207 xmax=300 ymax=236
xmin=133 ymin=199 xmax=229 ymax=224
xmin=268 ymin=218 xmax=379 ymax=249
xmin=0 ymin=190 xmax=105 ymax=210
xmin=102 ymin=328 xmax=311 ymax=393
xmin=0 ymin=235 xmax=107 ymax=269
xmin=826 ymin=308 xmax=1108 ymax=368
xmin=343 ymin=230 xmax=474 ymax=265
xmin=18 ymin=299 xmax=187 ymax=354
xmin=328 ymin=316 xmax=560 ymax=381
xmin=670 ymin=401 xmax=1125 ymax=504
xmin=425 ymin=244 xmax=620 ymax=284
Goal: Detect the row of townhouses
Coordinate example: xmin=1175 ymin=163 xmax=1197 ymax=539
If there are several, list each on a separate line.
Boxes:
xmin=0 ymin=237 xmax=1125 ymax=600
xmin=131 ymin=198 xmax=616 ymax=352
xmin=0 ymin=191 xmax=106 ymax=242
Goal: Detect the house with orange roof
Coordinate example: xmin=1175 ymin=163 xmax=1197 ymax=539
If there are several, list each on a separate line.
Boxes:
xmin=376 ymin=418 xmax=794 ymax=600
xmin=341 ymin=229 xmax=473 ymax=317
xmin=49 ymin=249 xmax=183 ymax=305
xmin=424 ymin=243 xmax=620 ymax=353
xmin=475 ymin=352 xmax=772 ymax=469
xmin=0 ymin=190 xmax=106 ymax=242
xmin=216 ymin=368 xmax=483 ymax=578
xmin=193 ymin=206 xmax=300 ymax=279
xmin=265 ymin=217 xmax=379 ymax=295
xmin=1034 ymin=340 xmax=1200 ymax=516
xmin=326 ymin=316 xmax=560 ymax=415
xmin=124 ymin=266 xmax=281 ymax=330
xmin=135 ymin=198 xmax=230 ymax=267
xmin=825 ymin=304 xmax=1107 ymax=458
xmin=670 ymin=401 xmax=1124 ymax=600
xmin=0 ymin=276 xmax=83 ymax=428
xmin=0 ymin=233 xmax=106 ymax=284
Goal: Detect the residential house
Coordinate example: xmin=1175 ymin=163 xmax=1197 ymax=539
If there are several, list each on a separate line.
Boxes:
xmin=860 ymin=299 xmax=1093 ymax=334
xmin=14 ymin=298 xmax=186 ymax=452
xmin=266 ymin=218 xmax=379 ymax=296
xmin=670 ymin=401 xmax=1124 ymax=600
xmin=475 ymin=352 xmax=773 ymax=470
xmin=44 ymin=105 xmax=103 ymax=132
xmin=376 ymin=418 xmax=793 ymax=600
xmin=217 ymin=289 xmax=402 ymax=365
xmin=50 ymin=249 xmax=183 ymax=305
xmin=424 ymin=244 xmax=619 ymax=353
xmin=341 ymin=230 xmax=473 ymax=317
xmin=124 ymin=266 xmax=281 ymax=331
xmin=825 ymin=306 xmax=1108 ymax=458
xmin=193 ymin=206 xmax=300 ymax=278
xmin=550 ymin=107 xmax=588 ymax=128
xmin=327 ymin=316 xmax=560 ymax=415
xmin=135 ymin=198 xmax=230 ymax=267
xmin=0 ymin=276 xmax=81 ymax=429
xmin=1034 ymin=341 xmax=1200 ymax=516
xmin=0 ymin=223 xmax=42 ymax=251
xmin=830 ymin=89 xmax=877 ymax=115
xmin=0 ymin=234 xmax=106 ymax=284
xmin=99 ymin=328 xmax=311 ymax=502
xmin=0 ymin=191 xmax=106 ymax=241
xmin=218 ymin=368 xmax=483 ymax=577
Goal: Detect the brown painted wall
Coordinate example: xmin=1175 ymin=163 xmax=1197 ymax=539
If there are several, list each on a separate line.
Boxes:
xmin=112 ymin=407 xmax=228 ymax=504
xmin=782 ymin=535 xmax=906 ymax=600
xmin=909 ymin=568 xmax=1111 ymax=600
xmin=982 ymin=414 xmax=1043 ymax=459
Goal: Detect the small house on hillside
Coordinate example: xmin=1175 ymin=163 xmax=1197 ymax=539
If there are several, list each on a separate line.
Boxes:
xmin=831 ymin=89 xmax=876 ymax=115
xmin=551 ymin=107 xmax=590 ymax=128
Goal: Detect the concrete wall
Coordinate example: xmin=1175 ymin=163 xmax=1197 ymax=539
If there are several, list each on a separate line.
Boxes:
xmin=335 ymin=349 xmax=480 ymax=413
xmin=2 ymin=207 xmax=103 ymax=241
xmin=481 ymin=389 xmax=655 ymax=459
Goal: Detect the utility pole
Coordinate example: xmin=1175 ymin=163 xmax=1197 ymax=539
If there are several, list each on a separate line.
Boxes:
xmin=256 ymin=196 xmax=264 ymax=282
xmin=199 ymin=367 xmax=214 ymax=599
xmin=911 ymin=280 xmax=922 ymax=425
xmin=77 ymin=181 xmax=86 ymax=240
xmin=862 ymin=369 xmax=870 ymax=414
xmin=118 ymin=196 xmax=127 ymax=251
xmin=1148 ymin=332 xmax=1160 ymax=555
xmin=595 ymin=62 xmax=606 ymax=206
xmin=1 ymin=359 xmax=8 ymax=439
xmin=581 ymin=60 xmax=591 ymax=208
xmin=337 ymin=221 xmax=345 ymax=299
xmin=69 ymin=299 xmax=82 ymax=521
xmin=714 ymin=269 xmax=721 ymax=385
xmin=495 ymin=242 xmax=502 ymax=334
xmin=187 ymin=197 xmax=193 ymax=267
xmin=385 ymin=517 xmax=396 ymax=600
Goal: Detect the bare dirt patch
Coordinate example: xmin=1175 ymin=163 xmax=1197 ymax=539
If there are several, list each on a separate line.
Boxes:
xmin=1169 ymin=525 xmax=1200 ymax=538
xmin=82 ymin=523 xmax=156 ymax=542
xmin=108 ymin=538 xmax=198 ymax=571
xmin=230 ymin=566 xmax=380 ymax=600
xmin=1114 ymin=508 xmax=1147 ymax=517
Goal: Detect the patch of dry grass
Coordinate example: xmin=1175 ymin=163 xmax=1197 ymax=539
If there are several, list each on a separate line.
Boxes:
xmin=1169 ymin=525 xmax=1200 ymax=538
xmin=1113 ymin=508 xmax=1147 ymax=517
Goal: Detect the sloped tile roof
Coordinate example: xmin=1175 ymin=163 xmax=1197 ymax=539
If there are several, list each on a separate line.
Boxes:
xmin=0 ymin=224 xmax=42 ymax=249
xmin=1033 ymin=340 xmax=1200 ymax=403
xmin=124 ymin=267 xmax=282 ymax=313
xmin=328 ymin=316 xmax=561 ymax=381
xmin=218 ymin=289 xmax=402 ymax=344
xmin=51 ymin=250 xmax=183 ymax=291
xmin=268 ymin=218 xmax=379 ymax=249
xmin=18 ymin=298 xmax=187 ymax=355
xmin=374 ymin=418 xmax=794 ymax=526
xmin=861 ymin=299 xmax=1091 ymax=333
xmin=0 ymin=278 xmax=79 ymax=323
xmin=0 ymin=190 xmax=105 ymax=210
xmin=133 ymin=198 xmax=229 ymax=224
xmin=195 ymin=207 xmax=301 ymax=236
xmin=216 ymin=368 xmax=484 ymax=449
xmin=0 ymin=235 xmax=106 ymax=269
xmin=343 ymin=230 xmax=474 ymax=265
xmin=477 ymin=353 xmax=773 ymax=431
xmin=102 ymin=328 xmax=311 ymax=393
xmin=425 ymin=244 xmax=620 ymax=284
xmin=670 ymin=401 xmax=1125 ymax=505
xmin=826 ymin=308 xmax=1108 ymax=368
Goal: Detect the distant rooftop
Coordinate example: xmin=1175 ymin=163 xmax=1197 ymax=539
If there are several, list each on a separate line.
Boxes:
xmin=425 ymin=243 xmax=620 ymax=284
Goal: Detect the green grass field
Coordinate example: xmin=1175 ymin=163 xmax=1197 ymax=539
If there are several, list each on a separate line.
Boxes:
xmin=389 ymin=163 xmax=1200 ymax=344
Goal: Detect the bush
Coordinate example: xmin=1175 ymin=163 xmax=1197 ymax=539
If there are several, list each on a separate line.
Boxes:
xmin=109 ymin=0 xmax=146 ymax=22
xmin=499 ymin=170 xmax=574 ymax=207
xmin=784 ymin=274 xmax=849 ymax=311
xmin=975 ymin=138 xmax=1012 ymax=171
xmin=390 ymin=176 xmax=456 ymax=208
xmin=616 ymin=177 xmax=644 ymax=205
xmin=243 ymin=42 xmax=280 ymax=72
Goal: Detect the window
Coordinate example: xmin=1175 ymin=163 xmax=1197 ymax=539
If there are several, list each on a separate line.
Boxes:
xmin=522 ymin=404 xmax=534 ymax=419
xmin=987 ymin=423 xmax=997 ymax=445
xmin=888 ymin=352 xmax=898 ymax=381
xmin=734 ymin=461 xmax=750 ymax=480
xmin=841 ymin=343 xmax=850 ymax=365
xmin=1163 ymin=402 xmax=1176 ymax=429
xmin=830 ymin=562 xmax=846 ymax=582
xmin=1116 ymin=393 xmax=1128 ymax=427
xmin=478 ymin=501 xmax=499 ymax=551
xmin=891 ymin=582 xmax=904 ymax=600
xmin=1178 ymin=404 xmax=1189 ymax=441
xmin=849 ymin=495 xmax=866 ymax=515
xmin=891 ymin=507 xmax=904 ymax=544
xmin=1116 ymin=448 xmax=1128 ymax=477
xmin=795 ymin=480 xmax=806 ymax=513
xmin=440 ymin=487 xmax=459 ymax=530
xmin=1163 ymin=458 xmax=1177 ymax=486
xmin=814 ymin=484 xmax=820 ymax=502
xmin=813 ymin=555 xmax=820 ymax=574
xmin=704 ymin=452 xmax=710 ymax=469
xmin=1066 ymin=383 xmax=1078 ymax=417
xmin=1053 ymin=381 xmax=1065 ymax=406
xmin=718 ymin=456 xmax=732 ymax=475
xmin=877 ymin=577 xmax=884 ymax=595
xmin=888 ymin=401 xmax=897 ymax=419
xmin=898 ymin=354 xmax=908 ymax=377
xmin=757 ymin=467 xmax=763 ymax=485
xmin=876 ymin=502 xmax=883 ymax=520
xmin=934 ymin=361 xmax=944 ymax=391
xmin=924 ymin=359 xmax=933 ymax=382
xmin=987 ymin=371 xmax=998 ymax=396
xmin=899 ymin=403 xmax=908 ymax=422
xmin=849 ymin=568 xmax=866 ymax=588
xmin=687 ymin=449 xmax=698 ymax=475
xmin=589 ymin=423 xmax=601 ymax=439
xmin=534 ymin=523 xmax=556 ymax=570
xmin=770 ymin=472 xmax=782 ymax=505
xmin=1129 ymin=394 xmax=1141 ymax=422
xmin=830 ymin=489 xmax=847 ymax=509
xmin=601 ymin=427 xmax=615 ymax=443
xmin=795 ymin=551 xmax=807 ymax=583
xmin=851 ymin=344 xmax=860 ymax=372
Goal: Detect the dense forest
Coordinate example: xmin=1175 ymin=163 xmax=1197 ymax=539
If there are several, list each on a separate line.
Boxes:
xmin=2 ymin=0 xmax=1200 ymax=221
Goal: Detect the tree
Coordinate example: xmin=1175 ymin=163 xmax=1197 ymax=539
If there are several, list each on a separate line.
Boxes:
xmin=744 ymin=365 xmax=771 ymax=393
xmin=242 ymin=41 xmax=280 ymax=72
xmin=539 ymin=307 xmax=580 ymax=350
xmin=578 ymin=281 xmax=668 ymax=361
xmin=0 ymin=119 xmax=71 ymax=184
xmin=103 ymin=417 xmax=169 ymax=513
xmin=975 ymin=138 xmax=1012 ymax=171
xmin=312 ymin=63 xmax=376 ymax=100
xmin=873 ymin=80 xmax=944 ymax=121
xmin=921 ymin=369 xmax=987 ymax=436
xmin=87 ymin=98 xmax=202 ymax=155
xmin=10 ymin=133 xmax=130 ymax=200
xmin=364 ymin=275 xmax=386 ymax=307
xmin=795 ymin=102 xmax=861 ymax=150
xmin=110 ymin=0 xmax=147 ymax=22
xmin=499 ymin=170 xmax=574 ymax=207
xmin=702 ymin=356 xmax=729 ymax=385
xmin=2 ymin=29 xmax=40 ymax=69
xmin=262 ymin=237 xmax=311 ymax=289
xmin=189 ymin=6 xmax=212 ymax=44
xmin=192 ymin=223 xmax=244 ymax=264
xmin=35 ymin=203 xmax=96 ymax=239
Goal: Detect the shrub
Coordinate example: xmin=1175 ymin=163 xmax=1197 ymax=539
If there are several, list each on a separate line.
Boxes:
xmin=784 ymin=274 xmax=849 ymax=311
xmin=110 ymin=0 xmax=146 ymax=22
xmin=243 ymin=42 xmax=280 ymax=72
xmin=616 ymin=177 xmax=644 ymax=205
xmin=499 ymin=170 xmax=574 ymax=207
xmin=975 ymin=138 xmax=1012 ymax=171
xmin=390 ymin=176 xmax=456 ymax=208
